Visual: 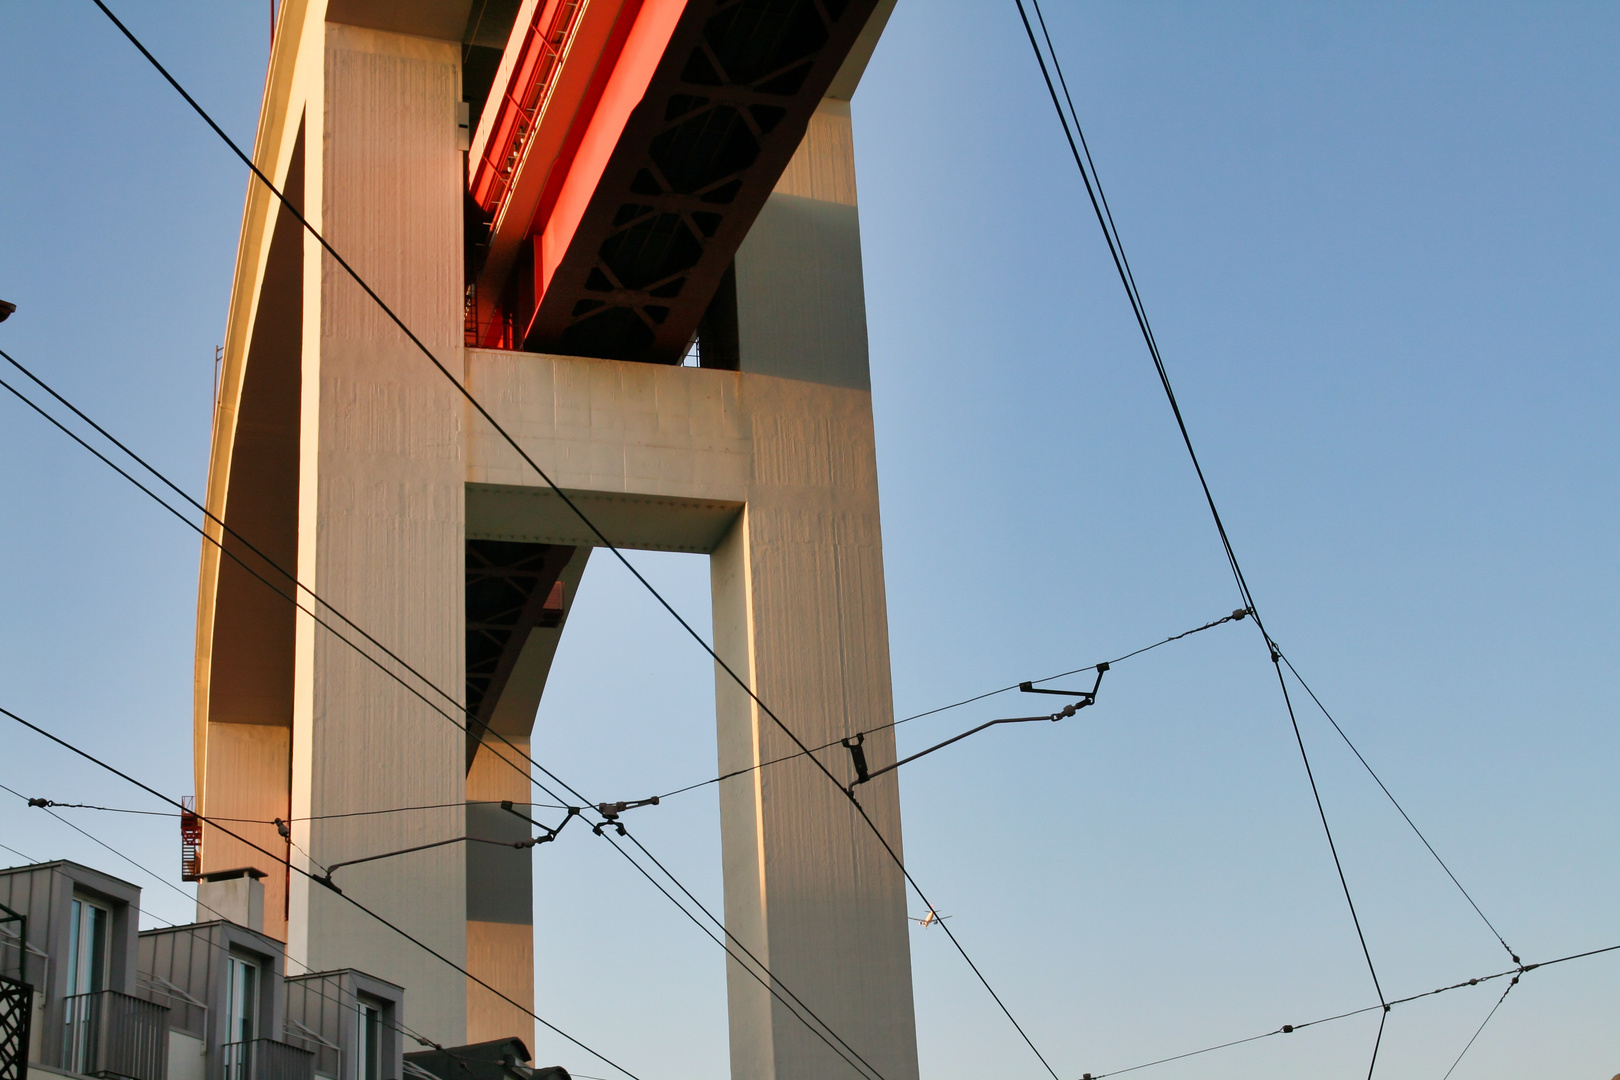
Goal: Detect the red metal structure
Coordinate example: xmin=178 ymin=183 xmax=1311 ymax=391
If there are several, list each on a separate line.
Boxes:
xmin=179 ymin=796 xmax=202 ymax=882
xmin=465 ymin=0 xmax=881 ymax=364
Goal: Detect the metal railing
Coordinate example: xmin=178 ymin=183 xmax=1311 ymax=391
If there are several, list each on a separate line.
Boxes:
xmin=222 ymin=1038 xmax=315 ymax=1080
xmin=61 ymin=990 xmax=169 ymax=1080
xmin=281 ymin=1017 xmax=340 ymax=1079
xmin=134 ymin=970 xmax=206 ymax=1039
xmin=469 ymin=0 xmax=587 ymax=215
xmin=1 ymin=975 xmax=34 ymax=1080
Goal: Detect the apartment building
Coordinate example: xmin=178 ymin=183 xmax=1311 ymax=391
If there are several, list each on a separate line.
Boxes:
xmin=0 ymin=860 xmax=558 ymax=1080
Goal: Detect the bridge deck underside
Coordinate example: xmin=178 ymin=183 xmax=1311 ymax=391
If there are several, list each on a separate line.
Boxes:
xmin=470 ymin=0 xmax=881 ymax=365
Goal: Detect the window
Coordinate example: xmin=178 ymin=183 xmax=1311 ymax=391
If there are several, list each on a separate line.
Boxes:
xmin=355 ymin=1001 xmax=382 ymax=1080
xmin=66 ymin=897 xmax=109 ymax=996
xmin=226 ymin=955 xmax=260 ymax=1044
xmin=63 ymin=896 xmax=112 ymax=1071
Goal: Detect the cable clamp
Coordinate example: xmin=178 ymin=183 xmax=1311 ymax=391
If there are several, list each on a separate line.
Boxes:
xmin=26 ymin=797 xmax=50 ymax=808
xmin=841 ymin=732 xmax=871 ymax=787
xmin=596 ymin=795 xmax=659 ymax=821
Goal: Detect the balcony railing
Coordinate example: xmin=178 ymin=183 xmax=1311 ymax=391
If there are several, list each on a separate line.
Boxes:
xmin=62 ymin=990 xmax=169 ymax=1080
xmin=1 ymin=975 xmax=34 ymax=1080
xmin=222 ymin=1038 xmax=315 ymax=1080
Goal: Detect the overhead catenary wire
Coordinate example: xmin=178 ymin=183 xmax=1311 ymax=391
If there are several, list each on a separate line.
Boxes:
xmin=0 ymin=842 xmax=35 ymax=864
xmin=1277 ymin=652 xmax=1519 ymax=963
xmin=842 ymin=664 xmax=1107 ymax=791
xmin=81 ymin=7 xmax=1057 ymax=1071
xmin=0 ymin=348 xmax=474 ymax=745
xmin=0 ymin=781 xmax=601 ymax=1078
xmin=0 ymin=356 xmax=888 ymax=1080
xmin=1012 ymin=4 xmax=1390 ymax=1072
xmin=1 ymin=703 xmax=647 ymax=1080
xmin=10 ymin=724 xmax=891 ymax=1080
xmin=656 ymin=609 xmax=1249 ymax=802
xmin=28 ymin=12 xmax=1555 ymax=1080
xmin=24 ymin=793 xmax=571 ymax=824
xmin=317 ymin=832 xmax=575 ymax=889
xmin=0 ymin=364 xmax=498 ymax=765
xmin=1439 ymin=975 xmax=1517 ymax=1080
xmin=592 ymin=827 xmax=891 ymax=1080
xmin=5 ymin=792 xmax=807 ymax=1080
xmin=1074 ymin=945 xmax=1616 ymax=1080
xmin=4 ymin=780 xmax=231 ymax=923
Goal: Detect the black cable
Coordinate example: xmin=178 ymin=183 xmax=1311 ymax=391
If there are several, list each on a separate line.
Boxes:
xmin=846 ymin=663 xmax=1106 ymax=790
xmin=8 ymin=693 xmax=889 ymax=1080
xmin=1364 ymin=1008 xmax=1388 ymax=1080
xmin=16 ymin=779 xmax=579 ymax=1079
xmin=1273 ymin=664 xmax=1387 ymax=1009
xmin=84 ymin=7 xmax=1052 ymax=1067
xmin=656 ymin=609 xmax=1247 ymax=802
xmin=319 ymin=832 xmax=571 ymax=887
xmin=0 ymin=362 xmax=888 ymax=1080
xmin=1078 ymin=944 xmax=1617 ymax=1080
xmin=1 ymin=703 xmax=645 ymax=1080
xmin=24 ymin=798 xmax=176 ymax=816
xmin=1440 ymin=975 xmax=1517 ymax=1080
xmin=1 ymin=346 xmax=482 ymax=745
xmin=597 ymin=829 xmax=888 ymax=1080
xmin=0 ymin=367 xmax=490 ymax=756
xmin=94 ymin=8 xmax=1075 ymax=1068
xmin=1278 ymin=652 xmax=1519 ymax=963
xmin=18 ymin=797 xmax=574 ymax=822
xmin=2 ymin=781 xmax=521 ymax=1073
xmin=1012 ymin=0 xmax=1390 ymax=1033
xmin=4 ymin=340 xmax=592 ymax=844
xmin=290 ymin=799 xmax=570 ymax=821
xmin=14 ymin=755 xmax=885 ymax=1080
xmin=3 ymin=781 xmax=231 ymax=922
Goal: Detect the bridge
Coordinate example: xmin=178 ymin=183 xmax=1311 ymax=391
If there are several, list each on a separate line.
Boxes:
xmin=194 ymin=2 xmax=913 ymax=1078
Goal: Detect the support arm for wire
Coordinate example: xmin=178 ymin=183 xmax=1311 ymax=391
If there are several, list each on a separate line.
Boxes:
xmin=500 ymin=800 xmax=583 ymax=841
xmin=845 ymin=664 xmax=1108 ymax=791
xmin=319 ymin=812 xmax=581 ymax=892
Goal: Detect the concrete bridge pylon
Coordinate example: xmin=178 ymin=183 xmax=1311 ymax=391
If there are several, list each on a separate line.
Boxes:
xmin=196 ymin=4 xmax=916 ymax=1078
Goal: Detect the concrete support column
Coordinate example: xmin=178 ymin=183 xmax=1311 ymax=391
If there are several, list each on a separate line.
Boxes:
xmin=465 ymin=738 xmax=536 ymax=1043
xmin=461 ymin=95 xmax=920 ymax=1080
xmin=713 ymin=98 xmax=920 ymax=1080
xmin=286 ymin=21 xmax=468 ymax=1048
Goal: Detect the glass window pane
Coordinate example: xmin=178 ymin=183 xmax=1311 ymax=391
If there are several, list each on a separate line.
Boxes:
xmin=67 ymin=900 xmax=82 ymax=997
xmin=227 ymin=956 xmax=260 ymax=1044
xmin=363 ymin=1005 xmax=380 ymax=1080
xmin=87 ymin=905 xmax=108 ymax=993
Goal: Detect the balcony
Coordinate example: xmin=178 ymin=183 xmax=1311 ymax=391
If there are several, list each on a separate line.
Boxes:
xmin=222 ymin=1038 xmax=315 ymax=1080
xmin=61 ymin=990 xmax=169 ymax=1080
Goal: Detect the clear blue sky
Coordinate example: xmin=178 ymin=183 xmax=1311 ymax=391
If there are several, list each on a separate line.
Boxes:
xmin=1 ymin=3 xmax=1615 ymax=1078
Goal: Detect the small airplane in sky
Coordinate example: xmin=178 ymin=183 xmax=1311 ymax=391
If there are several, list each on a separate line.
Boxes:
xmin=910 ymin=910 xmax=950 ymax=928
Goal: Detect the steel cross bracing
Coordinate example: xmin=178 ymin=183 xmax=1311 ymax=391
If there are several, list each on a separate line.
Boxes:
xmin=464 ymin=539 xmax=575 ymax=769
xmin=469 ymin=0 xmax=883 ymax=364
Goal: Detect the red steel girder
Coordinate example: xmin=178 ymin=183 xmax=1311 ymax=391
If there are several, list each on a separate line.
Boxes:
xmin=469 ymin=0 xmax=883 ymax=364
